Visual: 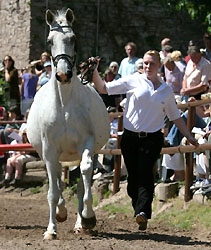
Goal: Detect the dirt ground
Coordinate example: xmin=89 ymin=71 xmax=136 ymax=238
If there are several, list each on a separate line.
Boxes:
xmin=0 ymin=183 xmax=210 ymax=250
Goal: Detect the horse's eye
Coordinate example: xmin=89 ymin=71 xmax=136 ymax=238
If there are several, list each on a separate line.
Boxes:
xmin=47 ymin=39 xmax=53 ymax=46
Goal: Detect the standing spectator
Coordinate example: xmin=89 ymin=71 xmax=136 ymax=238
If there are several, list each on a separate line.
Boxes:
xmin=21 ymin=65 xmax=39 ymax=116
xmin=202 ymin=33 xmax=211 ymax=62
xmin=135 ymin=58 xmax=144 ymax=73
xmin=37 ymin=61 xmax=52 ymax=89
xmin=180 ymin=45 xmax=211 ymax=101
xmin=3 ymin=55 xmax=20 ymax=109
xmin=184 ymin=40 xmax=195 ymax=64
xmin=118 ymin=42 xmax=139 ymax=78
xmin=171 ymin=50 xmax=186 ymax=67
xmin=158 ymin=45 xmax=174 ymax=80
xmin=159 ymin=38 xmax=172 ymax=63
xmin=101 ymin=61 xmax=121 ymax=110
xmin=164 ymin=56 xmax=185 ymax=97
xmin=91 ymin=50 xmax=198 ymax=231
xmin=31 ymin=52 xmax=51 ymax=76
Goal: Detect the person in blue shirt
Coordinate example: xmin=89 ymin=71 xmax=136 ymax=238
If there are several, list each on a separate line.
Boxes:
xmin=118 ymin=42 xmax=139 ymax=78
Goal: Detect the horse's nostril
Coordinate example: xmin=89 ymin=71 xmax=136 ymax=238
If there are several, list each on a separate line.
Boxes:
xmin=67 ymin=70 xmax=72 ymax=79
xmin=56 ymin=73 xmax=62 ymax=82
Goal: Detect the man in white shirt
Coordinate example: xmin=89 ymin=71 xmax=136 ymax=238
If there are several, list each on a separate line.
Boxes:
xmin=180 ymin=45 xmax=211 ymax=101
xmin=90 ymin=50 xmax=198 ymax=231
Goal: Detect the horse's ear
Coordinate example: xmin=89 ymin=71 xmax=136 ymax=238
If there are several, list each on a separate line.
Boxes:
xmin=46 ymin=9 xmax=55 ymax=26
xmin=65 ymin=8 xmax=74 ymax=24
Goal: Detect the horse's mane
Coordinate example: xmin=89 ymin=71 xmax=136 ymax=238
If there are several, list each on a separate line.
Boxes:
xmin=54 ymin=9 xmax=67 ymax=22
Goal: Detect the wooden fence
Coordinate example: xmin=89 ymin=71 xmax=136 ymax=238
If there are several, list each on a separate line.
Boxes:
xmin=0 ymin=98 xmax=211 ymax=201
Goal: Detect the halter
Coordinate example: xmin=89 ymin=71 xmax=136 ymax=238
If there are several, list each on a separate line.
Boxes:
xmin=50 ymin=25 xmax=76 ymax=82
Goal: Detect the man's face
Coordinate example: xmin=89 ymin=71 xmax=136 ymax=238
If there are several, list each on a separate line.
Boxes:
xmin=143 ymin=54 xmax=161 ymax=78
xmin=125 ymin=45 xmax=135 ymax=58
xmin=190 ymin=52 xmax=201 ymax=65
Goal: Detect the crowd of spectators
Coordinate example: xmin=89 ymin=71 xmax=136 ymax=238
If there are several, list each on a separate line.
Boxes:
xmin=0 ymin=33 xmax=210 ymax=197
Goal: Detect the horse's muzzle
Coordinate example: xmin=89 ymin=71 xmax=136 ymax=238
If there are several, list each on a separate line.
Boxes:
xmin=56 ymin=70 xmax=72 ymax=83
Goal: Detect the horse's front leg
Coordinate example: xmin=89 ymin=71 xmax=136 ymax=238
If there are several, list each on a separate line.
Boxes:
xmin=79 ymin=138 xmax=96 ymax=230
xmin=42 ymin=146 xmax=66 ymax=240
xmin=56 ymin=170 xmax=67 ymax=223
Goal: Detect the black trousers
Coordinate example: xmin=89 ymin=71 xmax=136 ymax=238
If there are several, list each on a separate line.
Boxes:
xmin=120 ymin=130 xmax=164 ymax=219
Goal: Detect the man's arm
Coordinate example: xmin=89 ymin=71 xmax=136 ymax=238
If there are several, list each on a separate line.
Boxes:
xmin=173 ymin=117 xmax=198 ymax=146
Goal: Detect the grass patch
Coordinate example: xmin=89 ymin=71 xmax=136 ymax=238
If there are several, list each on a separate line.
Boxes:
xmin=30 ymin=186 xmax=41 ymax=194
xmin=102 ymin=197 xmax=133 ymax=215
xmin=153 ymin=197 xmax=211 ymax=231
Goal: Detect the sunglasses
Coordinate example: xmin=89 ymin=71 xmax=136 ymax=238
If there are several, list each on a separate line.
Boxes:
xmin=4 ymin=59 xmax=12 ymax=62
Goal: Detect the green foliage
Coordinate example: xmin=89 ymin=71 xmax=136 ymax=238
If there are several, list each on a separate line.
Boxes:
xmin=165 ymin=0 xmax=211 ymax=32
xmin=132 ymin=0 xmax=210 ymax=31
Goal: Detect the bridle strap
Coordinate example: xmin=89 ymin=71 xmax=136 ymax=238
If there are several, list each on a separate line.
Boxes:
xmin=50 ymin=25 xmax=72 ymax=31
xmin=52 ymin=54 xmax=75 ymax=68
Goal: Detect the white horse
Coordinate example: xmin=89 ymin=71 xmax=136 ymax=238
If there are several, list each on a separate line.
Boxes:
xmin=27 ymin=9 xmax=110 ymax=240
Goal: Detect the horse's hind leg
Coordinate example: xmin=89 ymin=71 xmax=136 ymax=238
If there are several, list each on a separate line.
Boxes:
xmin=79 ymin=141 xmax=96 ymax=230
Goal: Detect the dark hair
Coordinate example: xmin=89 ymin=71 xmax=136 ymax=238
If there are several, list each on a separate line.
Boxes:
xmin=188 ymin=45 xmax=200 ymax=55
xmin=162 ymin=45 xmax=173 ymax=53
xmin=9 ymin=106 xmax=22 ymax=119
xmin=3 ymin=55 xmax=15 ymax=69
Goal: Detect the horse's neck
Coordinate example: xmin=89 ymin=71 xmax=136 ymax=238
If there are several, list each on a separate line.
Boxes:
xmin=51 ymin=74 xmax=77 ymax=108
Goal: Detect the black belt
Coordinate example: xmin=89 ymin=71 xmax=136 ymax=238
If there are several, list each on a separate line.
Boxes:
xmin=124 ymin=128 xmax=161 ymax=138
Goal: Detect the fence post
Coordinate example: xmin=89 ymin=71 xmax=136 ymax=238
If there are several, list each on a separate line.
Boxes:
xmin=113 ymin=115 xmax=123 ymax=194
xmin=185 ymin=106 xmax=196 ymax=202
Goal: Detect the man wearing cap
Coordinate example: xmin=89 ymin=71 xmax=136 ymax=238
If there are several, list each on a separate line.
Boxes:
xmin=38 ymin=61 xmax=52 ymax=88
xmin=180 ymin=45 xmax=211 ymax=101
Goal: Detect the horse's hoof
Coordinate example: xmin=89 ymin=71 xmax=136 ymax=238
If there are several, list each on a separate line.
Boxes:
xmin=56 ymin=213 xmax=67 ymax=222
xmin=81 ymin=216 xmax=97 ymax=230
xmin=43 ymin=232 xmax=57 ymax=240
xmin=56 ymin=207 xmax=67 ymax=222
xmin=74 ymin=227 xmax=86 ymax=234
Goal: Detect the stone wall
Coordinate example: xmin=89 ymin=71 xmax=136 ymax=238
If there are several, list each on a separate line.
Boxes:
xmin=0 ymin=0 xmax=31 ymax=69
xmin=0 ymin=0 xmax=206 ymax=71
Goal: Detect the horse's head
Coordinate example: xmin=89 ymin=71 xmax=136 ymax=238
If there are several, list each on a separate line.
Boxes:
xmin=46 ymin=9 xmax=76 ymax=83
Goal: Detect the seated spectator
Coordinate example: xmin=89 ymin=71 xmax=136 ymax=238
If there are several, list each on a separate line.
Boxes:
xmin=0 ymin=110 xmax=38 ymax=188
xmin=0 ymin=106 xmax=23 ymax=145
xmin=162 ymin=109 xmax=207 ymax=182
xmin=102 ymin=106 xmax=118 ymax=173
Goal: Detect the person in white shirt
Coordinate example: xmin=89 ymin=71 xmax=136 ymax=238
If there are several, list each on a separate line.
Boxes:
xmin=90 ymin=50 xmax=198 ymax=231
xmin=180 ymin=45 xmax=211 ymax=101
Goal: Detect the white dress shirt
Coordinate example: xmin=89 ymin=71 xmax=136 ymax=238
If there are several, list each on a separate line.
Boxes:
xmin=106 ymin=72 xmax=180 ymax=132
